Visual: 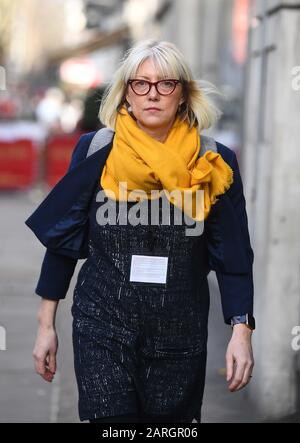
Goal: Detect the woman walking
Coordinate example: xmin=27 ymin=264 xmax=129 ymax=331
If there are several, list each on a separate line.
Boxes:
xmin=25 ymin=39 xmax=255 ymax=423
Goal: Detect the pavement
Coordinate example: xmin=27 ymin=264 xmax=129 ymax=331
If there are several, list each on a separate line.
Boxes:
xmin=0 ymin=185 xmax=292 ymax=423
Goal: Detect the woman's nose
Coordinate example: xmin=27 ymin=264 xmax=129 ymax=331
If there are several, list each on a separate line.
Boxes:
xmin=148 ymin=84 xmax=160 ymax=98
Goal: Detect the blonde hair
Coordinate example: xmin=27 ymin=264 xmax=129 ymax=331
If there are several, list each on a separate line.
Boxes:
xmin=99 ymin=39 xmax=222 ymax=133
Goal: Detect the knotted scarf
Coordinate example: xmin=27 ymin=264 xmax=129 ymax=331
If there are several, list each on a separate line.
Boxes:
xmin=100 ymin=106 xmax=233 ymax=221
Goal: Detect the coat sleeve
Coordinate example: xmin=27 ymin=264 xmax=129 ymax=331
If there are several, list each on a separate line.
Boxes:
xmin=205 ymin=145 xmax=254 ymax=324
xmin=35 ymin=133 xmax=93 ymax=301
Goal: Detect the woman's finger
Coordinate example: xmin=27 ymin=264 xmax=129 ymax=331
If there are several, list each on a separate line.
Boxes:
xmin=228 ymin=360 xmax=246 ymax=391
xmin=226 ymin=352 xmax=234 ymax=382
xmin=235 ymin=362 xmax=254 ymax=390
xmin=34 ymin=353 xmax=46 ymax=376
xmin=48 ymin=352 xmax=56 ymax=374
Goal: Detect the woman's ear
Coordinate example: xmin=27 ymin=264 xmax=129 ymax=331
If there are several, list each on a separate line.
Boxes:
xmin=124 ymin=98 xmax=133 ymax=115
xmin=179 ymin=91 xmax=185 ymax=105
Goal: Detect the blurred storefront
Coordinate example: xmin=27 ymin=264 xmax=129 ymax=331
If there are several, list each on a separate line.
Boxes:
xmin=0 ymin=0 xmax=129 ymax=189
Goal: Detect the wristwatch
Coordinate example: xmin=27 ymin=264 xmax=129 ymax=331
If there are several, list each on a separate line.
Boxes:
xmin=230 ymin=313 xmax=256 ymax=330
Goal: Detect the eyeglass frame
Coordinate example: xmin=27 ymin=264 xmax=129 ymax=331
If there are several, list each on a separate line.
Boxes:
xmin=127 ymin=79 xmax=182 ymax=96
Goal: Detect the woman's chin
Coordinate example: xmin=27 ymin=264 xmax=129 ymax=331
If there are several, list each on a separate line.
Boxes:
xmin=138 ymin=116 xmax=168 ymax=130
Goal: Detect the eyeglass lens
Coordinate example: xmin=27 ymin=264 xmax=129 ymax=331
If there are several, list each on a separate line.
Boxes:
xmin=131 ymin=80 xmax=177 ymax=95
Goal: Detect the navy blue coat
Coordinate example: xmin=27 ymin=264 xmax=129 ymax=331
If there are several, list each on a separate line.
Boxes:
xmin=25 ymin=131 xmax=254 ymax=325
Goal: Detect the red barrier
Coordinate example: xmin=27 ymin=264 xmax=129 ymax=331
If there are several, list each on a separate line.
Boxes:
xmin=45 ymin=131 xmax=83 ymax=188
xmin=0 ymin=139 xmax=38 ymax=189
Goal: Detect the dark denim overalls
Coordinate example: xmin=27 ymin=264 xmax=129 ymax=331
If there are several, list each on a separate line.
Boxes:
xmin=71 ymin=181 xmax=210 ymax=422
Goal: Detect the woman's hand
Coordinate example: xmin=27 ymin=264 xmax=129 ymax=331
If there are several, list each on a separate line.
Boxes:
xmin=226 ymin=324 xmax=254 ymax=392
xmin=33 ymin=325 xmax=58 ymax=382
xmin=33 ymin=298 xmax=59 ymax=382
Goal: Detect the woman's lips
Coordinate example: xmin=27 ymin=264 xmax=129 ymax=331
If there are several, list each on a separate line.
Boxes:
xmin=145 ymin=108 xmax=161 ymax=112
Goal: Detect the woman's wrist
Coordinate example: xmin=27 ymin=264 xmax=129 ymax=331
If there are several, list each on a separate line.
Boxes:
xmin=38 ymin=321 xmax=56 ymax=331
xmin=37 ymin=298 xmax=59 ymax=329
xmin=231 ymin=323 xmax=253 ymax=336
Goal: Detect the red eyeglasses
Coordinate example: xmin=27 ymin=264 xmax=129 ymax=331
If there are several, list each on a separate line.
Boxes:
xmin=127 ymin=79 xmax=181 ymax=96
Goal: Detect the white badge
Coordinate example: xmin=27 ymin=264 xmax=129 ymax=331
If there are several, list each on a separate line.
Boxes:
xmin=129 ymin=254 xmax=169 ymax=284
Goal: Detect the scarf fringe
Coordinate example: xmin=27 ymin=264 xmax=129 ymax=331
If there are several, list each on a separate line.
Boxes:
xmin=210 ymin=162 xmax=234 ymax=206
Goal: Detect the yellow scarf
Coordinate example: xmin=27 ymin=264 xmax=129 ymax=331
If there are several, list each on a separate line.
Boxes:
xmin=100 ymin=107 xmax=233 ymax=221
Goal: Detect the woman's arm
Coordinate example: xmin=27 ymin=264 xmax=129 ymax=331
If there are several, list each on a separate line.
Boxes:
xmin=205 ymin=143 xmax=254 ymax=323
xmin=32 ymin=132 xmax=96 ymax=301
xmin=31 ymin=133 xmax=96 ymax=380
xmin=205 ymin=143 xmax=255 ymax=391
xmin=33 ymin=298 xmax=59 ymax=382
xmin=35 ymin=249 xmax=78 ymax=300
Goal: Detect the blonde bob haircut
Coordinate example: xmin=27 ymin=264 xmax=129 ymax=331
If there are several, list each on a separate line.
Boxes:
xmin=99 ymin=39 xmax=222 ymax=133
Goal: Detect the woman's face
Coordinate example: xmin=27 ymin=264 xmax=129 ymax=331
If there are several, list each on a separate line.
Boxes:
xmin=125 ymin=58 xmax=184 ymax=136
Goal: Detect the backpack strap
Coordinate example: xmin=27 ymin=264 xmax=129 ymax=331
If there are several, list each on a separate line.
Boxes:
xmin=86 ymin=128 xmax=217 ymax=158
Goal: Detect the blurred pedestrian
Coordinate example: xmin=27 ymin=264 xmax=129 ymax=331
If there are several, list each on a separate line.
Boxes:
xmin=76 ymin=86 xmax=106 ymax=132
xmin=25 ymin=39 xmax=255 ymax=424
xmin=35 ymin=87 xmax=65 ymax=133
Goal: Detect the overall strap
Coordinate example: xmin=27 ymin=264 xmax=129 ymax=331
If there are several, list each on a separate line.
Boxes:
xmin=86 ymin=127 xmax=114 ymax=157
xmin=86 ymin=128 xmax=217 ymax=158
xmin=199 ymin=134 xmax=217 ymax=156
